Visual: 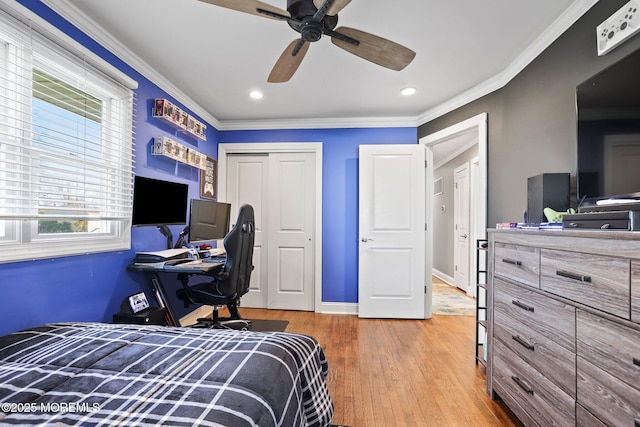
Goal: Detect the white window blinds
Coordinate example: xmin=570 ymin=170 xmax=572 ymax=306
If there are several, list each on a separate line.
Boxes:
xmin=0 ymin=6 xmax=136 ymax=262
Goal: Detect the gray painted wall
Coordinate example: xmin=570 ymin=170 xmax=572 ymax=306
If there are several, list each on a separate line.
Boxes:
xmin=418 ymin=0 xmax=640 ymax=226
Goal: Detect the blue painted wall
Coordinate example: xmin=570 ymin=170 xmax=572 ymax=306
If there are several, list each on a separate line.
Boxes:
xmin=0 ymin=1 xmax=220 ymax=336
xmin=0 ymin=1 xmax=417 ymax=336
xmin=218 ymin=128 xmax=417 ymax=303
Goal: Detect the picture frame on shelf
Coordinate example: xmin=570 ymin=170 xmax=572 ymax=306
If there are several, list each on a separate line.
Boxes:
xmin=200 ymin=156 xmax=217 ymax=200
xmin=152 ymin=98 xmax=206 ymax=141
xmin=152 ymin=136 xmax=207 ymax=171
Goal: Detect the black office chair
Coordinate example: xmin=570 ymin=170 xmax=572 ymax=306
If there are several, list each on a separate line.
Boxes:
xmin=176 ymin=204 xmax=255 ymax=329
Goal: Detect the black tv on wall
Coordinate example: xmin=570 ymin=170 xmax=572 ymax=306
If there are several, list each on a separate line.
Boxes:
xmin=576 ymin=48 xmax=640 ymax=204
xmin=131 ymin=176 xmax=189 ymax=227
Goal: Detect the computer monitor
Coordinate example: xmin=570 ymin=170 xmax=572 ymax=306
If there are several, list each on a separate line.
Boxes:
xmin=132 ymin=176 xmax=188 ymax=227
xmin=188 ymin=199 xmax=231 ymax=244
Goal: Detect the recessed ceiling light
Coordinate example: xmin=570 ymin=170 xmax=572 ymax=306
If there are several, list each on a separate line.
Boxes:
xmin=401 ymin=87 xmax=417 ymax=96
xmin=249 ymin=90 xmax=263 ymax=100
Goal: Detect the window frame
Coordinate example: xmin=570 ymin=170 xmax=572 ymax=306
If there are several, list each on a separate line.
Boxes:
xmin=0 ymin=6 xmax=136 ymax=263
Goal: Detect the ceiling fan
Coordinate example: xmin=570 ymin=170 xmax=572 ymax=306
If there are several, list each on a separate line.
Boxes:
xmin=198 ymin=0 xmax=416 ymax=82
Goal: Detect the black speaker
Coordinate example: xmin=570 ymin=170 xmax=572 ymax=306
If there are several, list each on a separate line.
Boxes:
xmin=527 ymin=173 xmax=570 ymax=224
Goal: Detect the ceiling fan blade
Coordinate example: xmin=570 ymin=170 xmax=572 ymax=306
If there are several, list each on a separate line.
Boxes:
xmin=313 ymin=0 xmax=352 ymax=16
xmin=331 ymin=26 xmax=416 ymax=71
xmin=268 ymin=39 xmax=310 ymax=83
xmin=198 ymin=0 xmax=290 ymax=20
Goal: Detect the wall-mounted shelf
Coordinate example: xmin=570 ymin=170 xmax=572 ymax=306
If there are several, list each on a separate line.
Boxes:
xmin=153 ymin=98 xmax=206 ymax=141
xmin=152 ymin=136 xmax=207 ymax=170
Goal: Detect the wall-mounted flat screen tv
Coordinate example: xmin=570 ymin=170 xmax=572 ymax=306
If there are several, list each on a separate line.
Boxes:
xmin=131 ymin=176 xmax=189 ymax=226
xmin=576 ymin=48 xmax=640 ymax=203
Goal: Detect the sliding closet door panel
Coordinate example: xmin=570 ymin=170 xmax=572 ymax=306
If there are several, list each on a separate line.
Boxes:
xmin=268 ymin=152 xmax=315 ymax=311
xmin=227 ymin=154 xmax=268 ymax=308
xmin=276 ymin=247 xmax=305 ymax=293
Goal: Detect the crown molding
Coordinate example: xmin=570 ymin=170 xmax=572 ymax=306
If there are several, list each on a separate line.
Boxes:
xmin=416 ymin=0 xmax=599 ymax=126
xmin=216 ymin=115 xmax=419 ymax=131
xmin=40 ymin=0 xmax=222 ymax=130
xmin=0 ymin=0 xmax=137 ymax=89
xmin=42 ymin=0 xmax=597 ymax=131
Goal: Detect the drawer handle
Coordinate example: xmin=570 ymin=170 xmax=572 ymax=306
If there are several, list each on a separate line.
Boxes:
xmin=556 ymin=270 xmax=591 ymax=283
xmin=512 ymin=335 xmax=535 ymax=351
xmin=512 ymin=299 xmax=535 ymax=312
xmin=502 ymin=258 xmax=522 ymax=266
xmin=511 ymin=375 xmax=534 ymax=395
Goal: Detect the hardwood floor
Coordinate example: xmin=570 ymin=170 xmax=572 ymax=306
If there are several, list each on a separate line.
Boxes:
xmin=234 ymin=307 xmax=523 ymax=427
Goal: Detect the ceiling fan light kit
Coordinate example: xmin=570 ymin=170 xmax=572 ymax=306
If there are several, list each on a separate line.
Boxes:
xmin=401 ymin=87 xmax=417 ymax=96
xmin=199 ymin=0 xmax=416 ymax=82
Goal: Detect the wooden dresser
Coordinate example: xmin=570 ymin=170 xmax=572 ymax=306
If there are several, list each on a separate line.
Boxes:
xmin=487 ymin=229 xmax=640 ymax=427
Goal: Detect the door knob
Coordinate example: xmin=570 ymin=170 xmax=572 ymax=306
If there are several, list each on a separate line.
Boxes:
xmin=361 ymin=237 xmax=374 ymax=242
xmin=461 ymin=234 xmax=468 ymax=239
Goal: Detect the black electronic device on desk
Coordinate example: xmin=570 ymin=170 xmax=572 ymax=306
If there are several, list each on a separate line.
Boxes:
xmin=113 ymin=292 xmax=167 ymax=325
xmin=133 ymin=248 xmax=192 ymax=264
xmin=563 ymin=210 xmax=640 ymax=231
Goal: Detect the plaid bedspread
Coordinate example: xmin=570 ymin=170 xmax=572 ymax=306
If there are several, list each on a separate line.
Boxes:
xmin=0 ymin=322 xmax=334 ymax=426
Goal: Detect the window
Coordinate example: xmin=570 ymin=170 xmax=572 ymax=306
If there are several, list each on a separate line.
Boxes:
xmin=0 ymin=7 xmax=136 ymax=262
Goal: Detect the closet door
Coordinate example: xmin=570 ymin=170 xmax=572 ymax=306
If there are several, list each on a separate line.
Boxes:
xmin=226 ymin=151 xmax=316 ymax=311
xmin=267 ymin=152 xmax=315 ymax=311
xmin=226 ymin=154 xmax=268 ymax=308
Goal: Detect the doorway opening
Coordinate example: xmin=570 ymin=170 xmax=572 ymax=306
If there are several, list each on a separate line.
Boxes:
xmin=420 ymin=113 xmax=487 ymax=306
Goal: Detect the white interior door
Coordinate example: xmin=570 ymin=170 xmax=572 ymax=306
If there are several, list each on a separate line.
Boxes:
xmin=358 ymin=144 xmax=426 ymax=319
xmin=226 ymin=154 xmax=268 ymax=308
xmin=454 ymin=162 xmax=470 ymax=292
xmin=267 ymin=152 xmax=315 ymax=311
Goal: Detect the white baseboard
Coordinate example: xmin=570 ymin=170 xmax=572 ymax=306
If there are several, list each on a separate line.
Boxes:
xmin=319 ymin=302 xmax=358 ymax=315
xmin=179 ymin=302 xmax=358 ymax=325
xmin=432 ymin=269 xmax=455 ymax=286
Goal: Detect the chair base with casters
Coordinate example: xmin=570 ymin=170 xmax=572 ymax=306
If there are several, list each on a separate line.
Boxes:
xmin=176 ymin=274 xmax=252 ymax=330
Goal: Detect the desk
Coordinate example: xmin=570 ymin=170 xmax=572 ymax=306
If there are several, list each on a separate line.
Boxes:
xmin=127 ymin=260 xmax=224 ymax=326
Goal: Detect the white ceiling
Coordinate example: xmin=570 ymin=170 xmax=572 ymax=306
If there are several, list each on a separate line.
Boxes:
xmin=45 ymin=0 xmax=596 ymax=130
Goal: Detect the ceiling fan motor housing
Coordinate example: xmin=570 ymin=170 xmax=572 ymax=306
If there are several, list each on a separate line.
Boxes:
xmin=286 ymin=0 xmax=338 ymax=41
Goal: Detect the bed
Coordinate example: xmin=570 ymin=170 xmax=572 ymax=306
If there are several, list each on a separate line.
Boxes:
xmin=0 ymin=322 xmax=334 ymax=426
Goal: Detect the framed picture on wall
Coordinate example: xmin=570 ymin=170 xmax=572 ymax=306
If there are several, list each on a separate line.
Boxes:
xmin=200 ymin=156 xmax=217 ymax=200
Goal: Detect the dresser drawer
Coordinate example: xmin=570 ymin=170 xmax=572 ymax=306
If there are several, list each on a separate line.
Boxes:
xmin=577 ymin=310 xmax=640 ymax=393
xmin=540 ymin=248 xmax=630 ymax=319
xmin=493 ymin=342 xmax=575 ymax=427
xmin=494 ymin=310 xmax=576 ymax=398
xmin=632 ymin=261 xmax=640 ymax=324
xmin=494 ymin=277 xmax=575 ymax=352
xmin=576 ymin=404 xmax=608 ymax=427
xmin=577 ymin=356 xmax=640 ymax=427
xmin=494 ymin=243 xmax=540 ymax=288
